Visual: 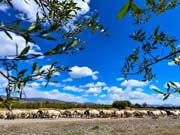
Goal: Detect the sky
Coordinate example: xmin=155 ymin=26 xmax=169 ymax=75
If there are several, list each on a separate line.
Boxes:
xmin=0 ymin=0 xmax=180 ymax=105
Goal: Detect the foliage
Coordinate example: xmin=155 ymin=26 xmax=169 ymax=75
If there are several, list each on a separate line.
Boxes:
xmin=0 ymin=101 xmax=112 ymax=109
xmin=142 ymin=102 xmax=147 ymax=107
xmin=112 ymin=100 xmax=131 ymax=109
xmin=118 ymin=0 xmax=180 ymax=99
xmin=133 ymin=103 xmax=142 ymax=108
xmin=0 ymin=0 xmax=106 ymax=110
xmin=118 ymin=0 xmax=180 ymax=24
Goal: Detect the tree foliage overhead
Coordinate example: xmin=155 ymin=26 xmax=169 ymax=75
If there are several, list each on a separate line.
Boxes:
xmin=0 ymin=0 xmax=106 ymax=110
xmin=118 ymin=0 xmax=180 ymax=99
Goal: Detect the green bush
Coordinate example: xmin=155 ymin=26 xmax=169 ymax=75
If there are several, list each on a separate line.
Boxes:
xmin=112 ymin=100 xmax=131 ymax=109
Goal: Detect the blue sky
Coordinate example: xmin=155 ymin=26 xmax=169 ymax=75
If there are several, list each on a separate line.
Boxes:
xmin=0 ymin=0 xmax=180 ymax=105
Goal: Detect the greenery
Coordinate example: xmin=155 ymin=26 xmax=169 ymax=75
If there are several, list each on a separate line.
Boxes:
xmin=118 ymin=0 xmax=180 ymax=99
xmin=133 ymin=103 xmax=142 ymax=108
xmin=0 ymin=0 xmax=106 ymax=110
xmin=0 ymin=101 xmax=112 ymax=109
xmin=112 ymin=100 xmax=131 ymax=109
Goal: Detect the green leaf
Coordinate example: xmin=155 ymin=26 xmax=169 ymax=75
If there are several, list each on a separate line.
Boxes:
xmin=117 ymin=0 xmax=132 ymax=20
xmin=6 ymin=0 xmax=13 ymax=8
xmin=7 ymin=24 xmax=20 ymax=29
xmin=153 ymin=88 xmax=164 ymax=95
xmin=154 ymin=26 xmax=160 ymax=35
xmin=131 ymin=2 xmax=142 ymax=14
xmin=18 ymin=69 xmax=27 ymax=77
xmin=39 ymin=35 xmax=56 ymax=41
xmin=27 ymin=23 xmax=42 ymax=33
xmin=16 ymin=55 xmax=27 ymax=60
xmin=29 ymin=23 xmax=36 ymax=31
xmin=44 ymin=50 xmax=57 ymax=55
xmin=32 ymin=62 xmax=37 ymax=73
xmin=4 ymin=30 xmax=12 ymax=39
xmin=147 ymin=0 xmax=155 ymax=6
xmin=169 ymin=81 xmax=178 ymax=88
xmin=163 ymin=93 xmax=170 ymax=100
xmin=20 ymin=46 xmax=30 ymax=55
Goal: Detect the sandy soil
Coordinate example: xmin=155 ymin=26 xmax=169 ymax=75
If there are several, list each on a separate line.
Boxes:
xmin=0 ymin=117 xmax=180 ymax=135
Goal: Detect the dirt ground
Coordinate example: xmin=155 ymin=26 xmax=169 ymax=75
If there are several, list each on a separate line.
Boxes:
xmin=0 ymin=117 xmax=180 ymax=135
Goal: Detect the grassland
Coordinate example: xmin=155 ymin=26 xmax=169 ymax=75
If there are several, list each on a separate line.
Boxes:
xmin=0 ymin=117 xmax=180 ymax=135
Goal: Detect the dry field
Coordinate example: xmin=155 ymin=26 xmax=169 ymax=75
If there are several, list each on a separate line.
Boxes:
xmin=0 ymin=118 xmax=180 ymax=135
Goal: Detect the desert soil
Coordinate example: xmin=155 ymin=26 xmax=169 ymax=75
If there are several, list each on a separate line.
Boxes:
xmin=0 ymin=117 xmax=180 ymax=135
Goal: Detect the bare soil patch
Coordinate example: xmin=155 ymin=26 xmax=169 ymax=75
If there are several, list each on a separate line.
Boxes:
xmin=0 ymin=118 xmax=180 ymax=135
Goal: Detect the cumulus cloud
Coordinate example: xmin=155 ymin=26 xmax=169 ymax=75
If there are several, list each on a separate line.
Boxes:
xmin=73 ymin=0 xmax=90 ymax=15
xmin=103 ymin=86 xmax=123 ymax=94
xmin=41 ymin=81 xmax=62 ymax=87
xmin=10 ymin=0 xmax=40 ymax=21
xmin=168 ymin=61 xmax=176 ymax=66
xmin=63 ymin=86 xmax=84 ymax=92
xmin=0 ymin=31 xmax=42 ymax=57
xmin=108 ymin=89 xmax=180 ymax=105
xmin=0 ymin=3 xmax=9 ymax=12
xmin=150 ymin=85 xmax=160 ymax=91
xmin=81 ymin=82 xmax=106 ymax=88
xmin=121 ymin=79 xmax=148 ymax=88
xmin=116 ymin=77 xmax=124 ymax=81
xmin=99 ymin=94 xmax=106 ymax=98
xmin=69 ymin=66 xmax=99 ymax=80
xmin=86 ymin=87 xmax=101 ymax=94
xmin=24 ymin=87 xmax=86 ymax=103
xmin=29 ymin=82 xmax=40 ymax=88
xmin=62 ymin=78 xmax=73 ymax=82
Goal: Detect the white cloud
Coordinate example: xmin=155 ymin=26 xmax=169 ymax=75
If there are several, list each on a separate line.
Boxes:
xmin=168 ymin=61 xmax=176 ymax=66
xmin=63 ymin=86 xmax=84 ymax=92
xmin=73 ymin=0 xmax=90 ymax=15
xmin=168 ymin=57 xmax=180 ymax=66
xmin=81 ymin=83 xmax=94 ymax=88
xmin=99 ymin=94 xmax=107 ymax=98
xmin=69 ymin=66 xmax=99 ymax=80
xmin=82 ymin=82 xmax=106 ymax=88
xmin=41 ymin=81 xmax=62 ymax=87
xmin=24 ymin=88 xmax=86 ymax=103
xmin=150 ymin=85 xmax=160 ymax=91
xmin=92 ymin=75 xmax=98 ymax=80
xmin=0 ymin=31 xmax=42 ymax=57
xmin=103 ymin=86 xmax=123 ymax=94
xmin=121 ymin=79 xmax=148 ymax=88
xmin=0 ymin=3 xmax=9 ymax=12
xmin=11 ymin=0 xmax=40 ymax=21
xmin=95 ymin=82 xmax=106 ymax=87
xmin=86 ymin=87 xmax=101 ymax=94
xmin=116 ymin=77 xmax=124 ymax=81
xmin=109 ymin=90 xmax=180 ymax=106
xmin=29 ymin=82 xmax=40 ymax=88
xmin=62 ymin=78 xmax=73 ymax=82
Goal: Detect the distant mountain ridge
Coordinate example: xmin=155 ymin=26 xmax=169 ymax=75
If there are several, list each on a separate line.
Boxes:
xmin=0 ymin=95 xmax=68 ymax=103
xmin=21 ymin=97 xmax=65 ymax=103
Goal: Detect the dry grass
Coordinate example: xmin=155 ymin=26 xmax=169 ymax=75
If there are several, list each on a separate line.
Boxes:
xmin=0 ymin=118 xmax=180 ymax=135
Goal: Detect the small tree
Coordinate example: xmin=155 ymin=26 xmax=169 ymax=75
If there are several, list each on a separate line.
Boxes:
xmin=112 ymin=100 xmax=131 ymax=110
xmin=142 ymin=102 xmax=147 ymax=108
xmin=134 ymin=103 xmax=141 ymax=108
